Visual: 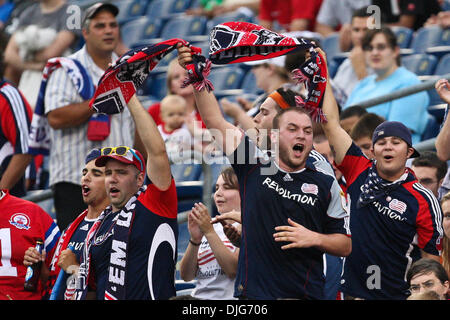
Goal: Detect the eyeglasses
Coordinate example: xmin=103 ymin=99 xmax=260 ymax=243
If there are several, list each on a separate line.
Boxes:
xmin=409 ymin=280 xmax=437 ymax=294
xmin=363 ymin=43 xmax=388 ymax=52
xmin=100 ymin=146 xmax=144 ymax=171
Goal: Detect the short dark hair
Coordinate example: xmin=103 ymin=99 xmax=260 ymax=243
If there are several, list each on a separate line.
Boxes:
xmin=0 ymin=31 xmax=8 ymax=79
xmin=220 ymin=167 xmax=239 ymax=191
xmin=406 ymin=258 xmax=449 ymax=285
xmin=272 ymin=107 xmax=311 ymax=130
xmin=339 ymin=106 xmax=367 ymax=120
xmin=350 ymin=113 xmax=385 ymax=141
xmin=362 ymin=26 xmax=401 ymax=65
xmin=412 ymin=151 xmax=448 ymax=181
xmin=352 ymin=6 xmax=373 ymax=20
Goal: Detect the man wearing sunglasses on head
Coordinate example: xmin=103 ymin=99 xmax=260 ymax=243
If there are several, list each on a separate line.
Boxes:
xmin=73 ymin=95 xmax=178 ymax=300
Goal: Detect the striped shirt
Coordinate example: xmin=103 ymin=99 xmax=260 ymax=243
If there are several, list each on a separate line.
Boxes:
xmin=44 ymin=46 xmax=135 ymax=186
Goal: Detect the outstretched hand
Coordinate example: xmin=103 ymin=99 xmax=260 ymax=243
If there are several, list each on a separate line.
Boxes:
xmin=435 ymin=79 xmax=450 ymax=104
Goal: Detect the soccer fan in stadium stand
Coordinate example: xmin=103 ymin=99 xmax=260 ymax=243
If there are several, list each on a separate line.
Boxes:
xmin=0 ymin=190 xmax=60 ymax=300
xmin=0 ymin=35 xmax=33 ymax=197
xmin=349 ymin=112 xmax=385 ymax=160
xmin=319 ymin=48 xmax=443 ymax=300
xmin=434 ymin=78 xmax=450 ymax=200
xmin=333 ymin=6 xmax=374 ymax=106
xmin=177 ymin=45 xmax=351 ymax=300
xmin=406 ymin=258 xmax=449 ymax=300
xmin=24 ymin=148 xmax=108 ymax=300
xmin=43 ymin=2 xmax=136 ymax=231
xmin=339 ymin=106 xmax=367 ymax=134
xmin=179 ymin=167 xmax=240 ymax=300
xmin=3 ymin=0 xmax=77 ymax=104
xmin=411 ymin=151 xmax=448 ymax=199
xmin=344 ymin=26 xmax=429 ymax=144
xmin=73 ymin=95 xmax=178 ymax=300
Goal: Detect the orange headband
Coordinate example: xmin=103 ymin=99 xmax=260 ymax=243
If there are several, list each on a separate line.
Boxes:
xmin=268 ymin=91 xmax=291 ymax=110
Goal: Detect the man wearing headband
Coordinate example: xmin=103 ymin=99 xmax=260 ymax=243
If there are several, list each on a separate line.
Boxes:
xmin=24 ymin=148 xmax=108 ymax=300
xmin=178 ymin=45 xmax=351 ymax=300
xmin=73 ymin=95 xmax=177 ymax=300
xmin=319 ymin=49 xmax=443 ymax=300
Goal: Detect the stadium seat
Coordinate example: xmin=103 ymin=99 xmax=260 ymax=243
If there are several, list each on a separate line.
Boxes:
xmin=321 ymin=32 xmax=341 ymax=61
xmin=241 ymin=70 xmax=264 ymax=95
xmin=145 ymin=0 xmax=192 ymax=19
xmin=115 ymin=0 xmax=145 ymax=25
xmin=401 ymin=54 xmax=438 ymax=76
xmin=171 ymin=163 xmax=203 ymax=182
xmin=409 ymin=26 xmax=444 ymax=53
xmin=208 ymin=67 xmax=245 ymax=91
xmin=421 ymin=114 xmax=441 ymax=141
xmin=176 ymin=181 xmax=203 ymax=212
xmin=121 ymin=17 xmax=163 ymax=48
xmin=434 ymin=53 xmax=450 ymax=75
xmin=159 ymin=15 xmax=208 ymax=42
xmin=427 ymin=103 xmax=447 ymax=123
xmin=391 ymin=26 xmax=413 ymax=49
xmin=148 ymin=72 xmax=168 ymax=100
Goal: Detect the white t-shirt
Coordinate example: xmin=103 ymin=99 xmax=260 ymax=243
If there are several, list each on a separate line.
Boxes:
xmin=191 ymin=223 xmax=238 ymax=300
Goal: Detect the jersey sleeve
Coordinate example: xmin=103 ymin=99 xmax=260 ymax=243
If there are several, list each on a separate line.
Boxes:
xmin=140 ymin=178 xmax=178 ymax=219
xmin=336 ymin=142 xmax=372 ymax=188
xmin=228 ymin=134 xmax=269 ymax=178
xmin=324 ymin=178 xmax=351 ymax=236
xmin=41 ymin=211 xmax=61 ymax=269
xmin=44 ymin=67 xmax=83 ymax=114
xmin=411 ymin=182 xmax=443 ymax=255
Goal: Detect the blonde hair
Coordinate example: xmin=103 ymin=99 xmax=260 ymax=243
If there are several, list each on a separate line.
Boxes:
xmin=441 ymin=192 xmax=450 ymax=277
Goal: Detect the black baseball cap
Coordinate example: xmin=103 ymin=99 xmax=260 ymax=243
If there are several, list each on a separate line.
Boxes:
xmin=372 ymin=121 xmax=420 ymax=158
xmin=82 ymin=2 xmax=119 ymax=26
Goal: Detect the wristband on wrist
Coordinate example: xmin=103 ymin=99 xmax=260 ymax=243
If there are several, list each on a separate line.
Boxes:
xmin=189 ymin=239 xmax=201 ymax=246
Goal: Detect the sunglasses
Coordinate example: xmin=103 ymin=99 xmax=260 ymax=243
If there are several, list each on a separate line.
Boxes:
xmin=100 ymin=146 xmax=144 ymax=171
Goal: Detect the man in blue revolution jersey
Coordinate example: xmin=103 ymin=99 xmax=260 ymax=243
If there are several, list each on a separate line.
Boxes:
xmin=177 ymin=46 xmax=351 ymax=300
xmin=318 ymin=49 xmax=443 ymax=300
xmin=73 ymin=95 xmax=178 ymax=300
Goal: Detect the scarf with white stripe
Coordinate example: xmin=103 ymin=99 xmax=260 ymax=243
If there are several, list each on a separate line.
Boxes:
xmin=27 ymin=58 xmax=97 ymax=155
xmin=75 ymin=186 xmax=145 ymax=300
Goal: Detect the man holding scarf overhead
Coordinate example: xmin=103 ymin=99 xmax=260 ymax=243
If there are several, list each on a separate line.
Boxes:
xmin=176 ymin=22 xmax=351 ymax=300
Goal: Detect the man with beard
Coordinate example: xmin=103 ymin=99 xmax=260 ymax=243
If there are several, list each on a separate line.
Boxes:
xmin=177 ymin=45 xmax=351 ymax=300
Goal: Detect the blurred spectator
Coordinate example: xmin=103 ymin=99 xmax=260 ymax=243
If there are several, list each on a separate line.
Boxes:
xmin=179 ymin=167 xmax=240 ymax=300
xmin=372 ymin=0 xmax=441 ymax=31
xmin=349 ymin=112 xmax=384 ymax=159
xmin=314 ymin=0 xmax=370 ymax=46
xmin=3 ymin=0 xmax=77 ymax=107
xmin=344 ymin=26 xmax=429 ymax=144
xmin=258 ymin=0 xmax=323 ymax=32
xmin=411 ymin=151 xmax=448 ymax=198
xmin=148 ymin=58 xmax=205 ymax=129
xmin=425 ymin=10 xmax=450 ymax=28
xmin=406 ymin=258 xmax=449 ymax=300
xmin=0 ymin=32 xmax=33 ymax=197
xmin=333 ymin=6 xmax=374 ymax=105
xmin=441 ymin=192 xmax=450 ymax=278
xmin=186 ymin=0 xmax=259 ymax=19
xmin=0 ymin=0 xmax=14 ymax=30
xmin=434 ymin=79 xmax=450 ymax=200
xmin=339 ymin=105 xmax=367 ymax=134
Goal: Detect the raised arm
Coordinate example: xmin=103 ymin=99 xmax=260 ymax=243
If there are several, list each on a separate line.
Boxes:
xmin=319 ymin=50 xmax=353 ymax=165
xmin=127 ymin=95 xmax=172 ymax=190
xmin=434 ymin=79 xmax=450 ymax=161
xmin=177 ymin=44 xmax=243 ymax=156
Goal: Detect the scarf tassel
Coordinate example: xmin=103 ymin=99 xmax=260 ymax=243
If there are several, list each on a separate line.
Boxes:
xmin=182 ymin=56 xmax=214 ymax=92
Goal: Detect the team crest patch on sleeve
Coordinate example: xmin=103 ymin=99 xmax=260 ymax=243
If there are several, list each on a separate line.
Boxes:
xmin=301 ymin=183 xmax=318 ymax=195
xmin=9 ymin=213 xmax=31 ymax=230
xmin=388 ymin=199 xmax=407 ymax=214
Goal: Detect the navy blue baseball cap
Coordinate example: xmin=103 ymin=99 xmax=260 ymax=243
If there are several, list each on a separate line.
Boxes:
xmin=372 ymin=121 xmax=420 ymax=158
xmin=85 ymin=148 xmax=101 ymax=164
